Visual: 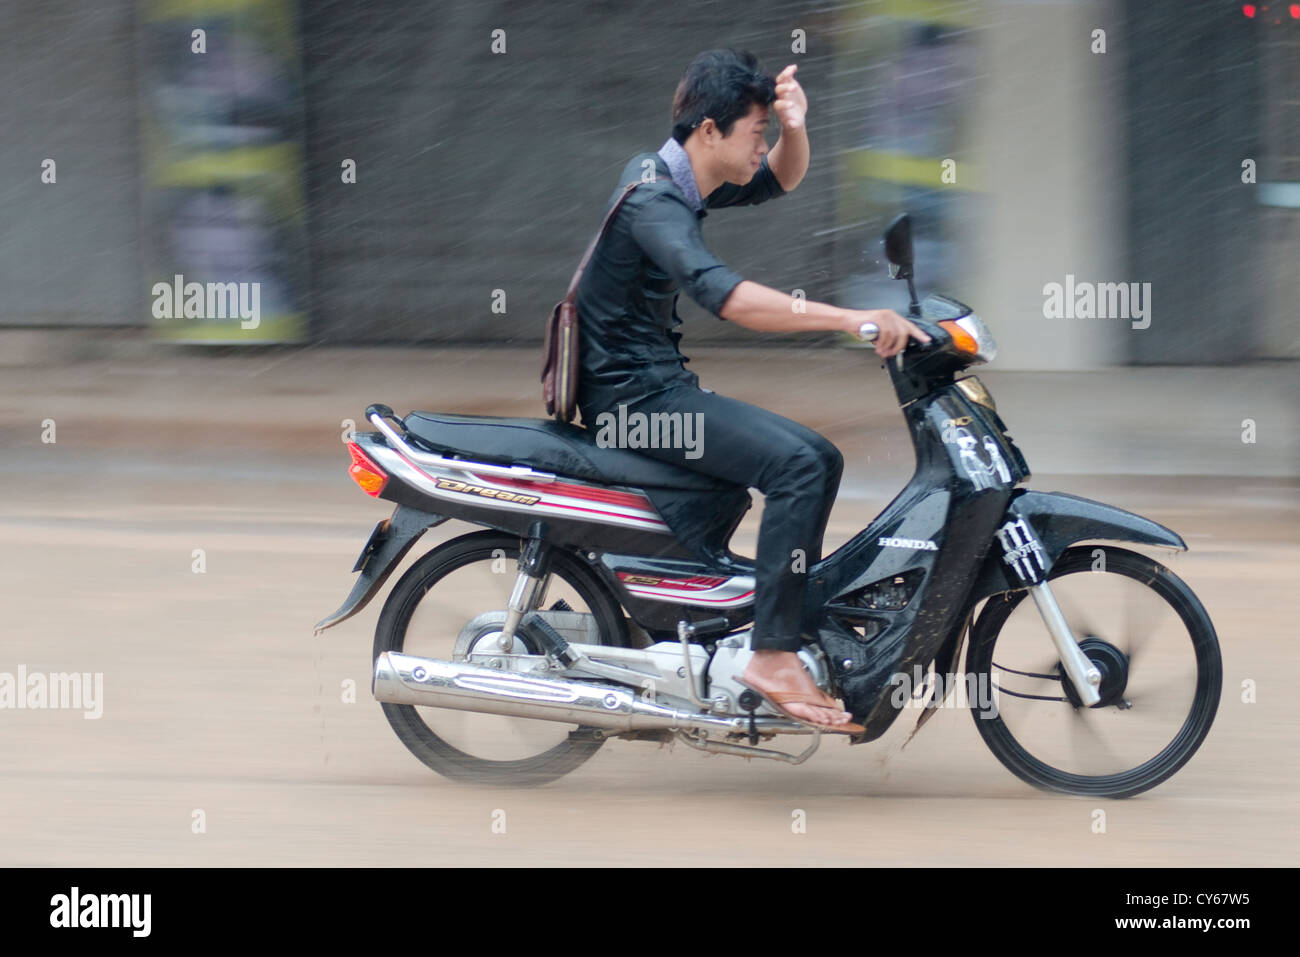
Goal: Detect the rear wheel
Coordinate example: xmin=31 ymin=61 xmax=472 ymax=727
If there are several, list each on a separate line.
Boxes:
xmin=374 ymin=530 xmax=630 ymax=787
xmin=966 ymin=546 xmax=1221 ymax=798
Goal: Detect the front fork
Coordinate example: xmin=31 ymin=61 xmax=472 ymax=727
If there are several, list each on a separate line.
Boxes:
xmin=995 ymin=516 xmax=1102 ymax=707
xmin=1028 ymin=582 xmax=1102 ymax=706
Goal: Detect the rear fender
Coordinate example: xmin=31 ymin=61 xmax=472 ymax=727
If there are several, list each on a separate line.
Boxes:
xmin=314 ymin=505 xmax=447 ymax=633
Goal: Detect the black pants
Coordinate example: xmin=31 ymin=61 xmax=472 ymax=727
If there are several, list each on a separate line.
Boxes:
xmin=585 ymin=384 xmax=843 ymax=652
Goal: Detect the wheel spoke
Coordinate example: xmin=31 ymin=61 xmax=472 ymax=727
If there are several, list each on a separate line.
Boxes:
xmin=1119 ymin=668 xmax=1196 ymax=717
xmin=1068 ymin=703 xmax=1123 ymax=772
xmin=1121 ymin=577 xmax=1167 ymax=667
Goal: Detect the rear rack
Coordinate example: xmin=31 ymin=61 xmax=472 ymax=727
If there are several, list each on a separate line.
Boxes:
xmin=364 ymin=405 xmax=559 ymax=484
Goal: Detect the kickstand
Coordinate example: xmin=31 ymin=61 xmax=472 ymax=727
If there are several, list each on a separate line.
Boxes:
xmin=738 ymin=688 xmax=762 ymax=746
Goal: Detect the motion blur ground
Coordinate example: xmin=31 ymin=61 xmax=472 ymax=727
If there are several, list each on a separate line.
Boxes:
xmin=0 ymin=338 xmax=1295 ymax=866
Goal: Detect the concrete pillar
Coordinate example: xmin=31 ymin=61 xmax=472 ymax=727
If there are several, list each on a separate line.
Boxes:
xmin=964 ymin=0 xmax=1122 ymax=370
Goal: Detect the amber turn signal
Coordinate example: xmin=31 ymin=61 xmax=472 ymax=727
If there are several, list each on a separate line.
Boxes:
xmin=938 ymin=319 xmax=979 ymax=354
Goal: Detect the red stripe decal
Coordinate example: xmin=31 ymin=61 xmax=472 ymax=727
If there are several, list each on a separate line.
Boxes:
xmin=386 ymin=449 xmax=666 ymax=527
xmin=474 ymin=473 xmax=653 ymax=511
xmin=617 ymin=574 xmax=728 ymax=590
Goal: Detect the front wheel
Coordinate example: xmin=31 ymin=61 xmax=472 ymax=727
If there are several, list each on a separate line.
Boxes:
xmin=966 ymin=546 xmax=1221 ymax=798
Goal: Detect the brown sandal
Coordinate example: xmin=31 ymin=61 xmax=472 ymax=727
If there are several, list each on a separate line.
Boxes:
xmin=735 ymin=678 xmax=866 ymax=734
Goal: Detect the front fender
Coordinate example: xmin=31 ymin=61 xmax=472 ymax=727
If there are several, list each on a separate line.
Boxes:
xmin=967 ymin=490 xmax=1186 ymax=604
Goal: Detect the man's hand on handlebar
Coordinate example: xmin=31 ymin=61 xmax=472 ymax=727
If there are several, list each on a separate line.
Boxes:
xmin=847 ymin=309 xmax=931 ymax=358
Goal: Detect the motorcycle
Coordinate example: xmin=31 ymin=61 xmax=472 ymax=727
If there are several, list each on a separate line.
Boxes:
xmin=316 ymin=214 xmax=1221 ymax=797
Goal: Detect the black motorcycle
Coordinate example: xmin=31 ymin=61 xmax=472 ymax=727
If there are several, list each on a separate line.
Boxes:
xmin=317 ymin=215 xmax=1221 ymax=797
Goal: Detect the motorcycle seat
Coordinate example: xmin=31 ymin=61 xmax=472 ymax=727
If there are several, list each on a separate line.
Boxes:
xmin=401 ymin=412 xmax=744 ymax=493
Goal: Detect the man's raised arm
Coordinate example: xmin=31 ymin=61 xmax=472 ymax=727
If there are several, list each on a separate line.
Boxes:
xmin=767 ymin=64 xmax=809 ymax=192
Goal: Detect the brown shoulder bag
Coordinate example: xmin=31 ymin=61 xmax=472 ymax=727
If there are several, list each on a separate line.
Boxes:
xmin=541 ymin=181 xmax=644 ymax=423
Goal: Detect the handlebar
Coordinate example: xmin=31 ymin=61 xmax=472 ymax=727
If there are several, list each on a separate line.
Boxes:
xmin=855 ymin=318 xmax=945 ymax=355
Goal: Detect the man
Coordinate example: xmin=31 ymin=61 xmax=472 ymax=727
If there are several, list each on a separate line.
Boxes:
xmin=575 ymin=49 xmax=929 ymax=730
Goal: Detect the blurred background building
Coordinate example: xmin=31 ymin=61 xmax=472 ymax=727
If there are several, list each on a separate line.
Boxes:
xmin=1 ymin=0 xmax=1295 ymax=368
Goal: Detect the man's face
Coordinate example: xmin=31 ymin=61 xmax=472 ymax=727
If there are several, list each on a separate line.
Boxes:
xmin=711 ymin=102 xmax=771 ymax=184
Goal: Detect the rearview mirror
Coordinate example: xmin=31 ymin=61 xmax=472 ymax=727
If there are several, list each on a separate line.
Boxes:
xmin=884 ymin=213 xmax=914 ymax=280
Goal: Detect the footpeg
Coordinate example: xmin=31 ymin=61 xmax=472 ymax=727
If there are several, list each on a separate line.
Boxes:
xmin=519 ymin=611 xmax=579 ymax=667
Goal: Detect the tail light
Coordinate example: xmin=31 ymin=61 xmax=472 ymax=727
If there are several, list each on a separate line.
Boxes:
xmin=347 ymin=442 xmax=388 ymax=497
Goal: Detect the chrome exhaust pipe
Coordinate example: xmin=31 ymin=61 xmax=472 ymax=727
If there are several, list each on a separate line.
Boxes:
xmin=373 ymin=651 xmax=813 ymax=736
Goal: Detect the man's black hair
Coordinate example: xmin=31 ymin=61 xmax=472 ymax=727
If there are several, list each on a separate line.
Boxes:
xmin=671 ymin=49 xmax=776 ymax=145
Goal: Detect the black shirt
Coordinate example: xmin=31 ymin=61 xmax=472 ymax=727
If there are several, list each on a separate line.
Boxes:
xmin=575 ymin=149 xmax=786 ymax=423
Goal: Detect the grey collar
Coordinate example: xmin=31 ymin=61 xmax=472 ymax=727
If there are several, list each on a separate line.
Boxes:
xmin=657 ymin=137 xmax=703 ymax=212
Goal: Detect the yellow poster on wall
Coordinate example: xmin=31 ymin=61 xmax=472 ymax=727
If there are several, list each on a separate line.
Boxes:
xmin=140 ymin=0 xmax=308 ymax=342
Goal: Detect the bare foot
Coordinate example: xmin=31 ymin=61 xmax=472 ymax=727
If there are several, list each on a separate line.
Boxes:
xmin=740 ymin=649 xmax=853 ymax=726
